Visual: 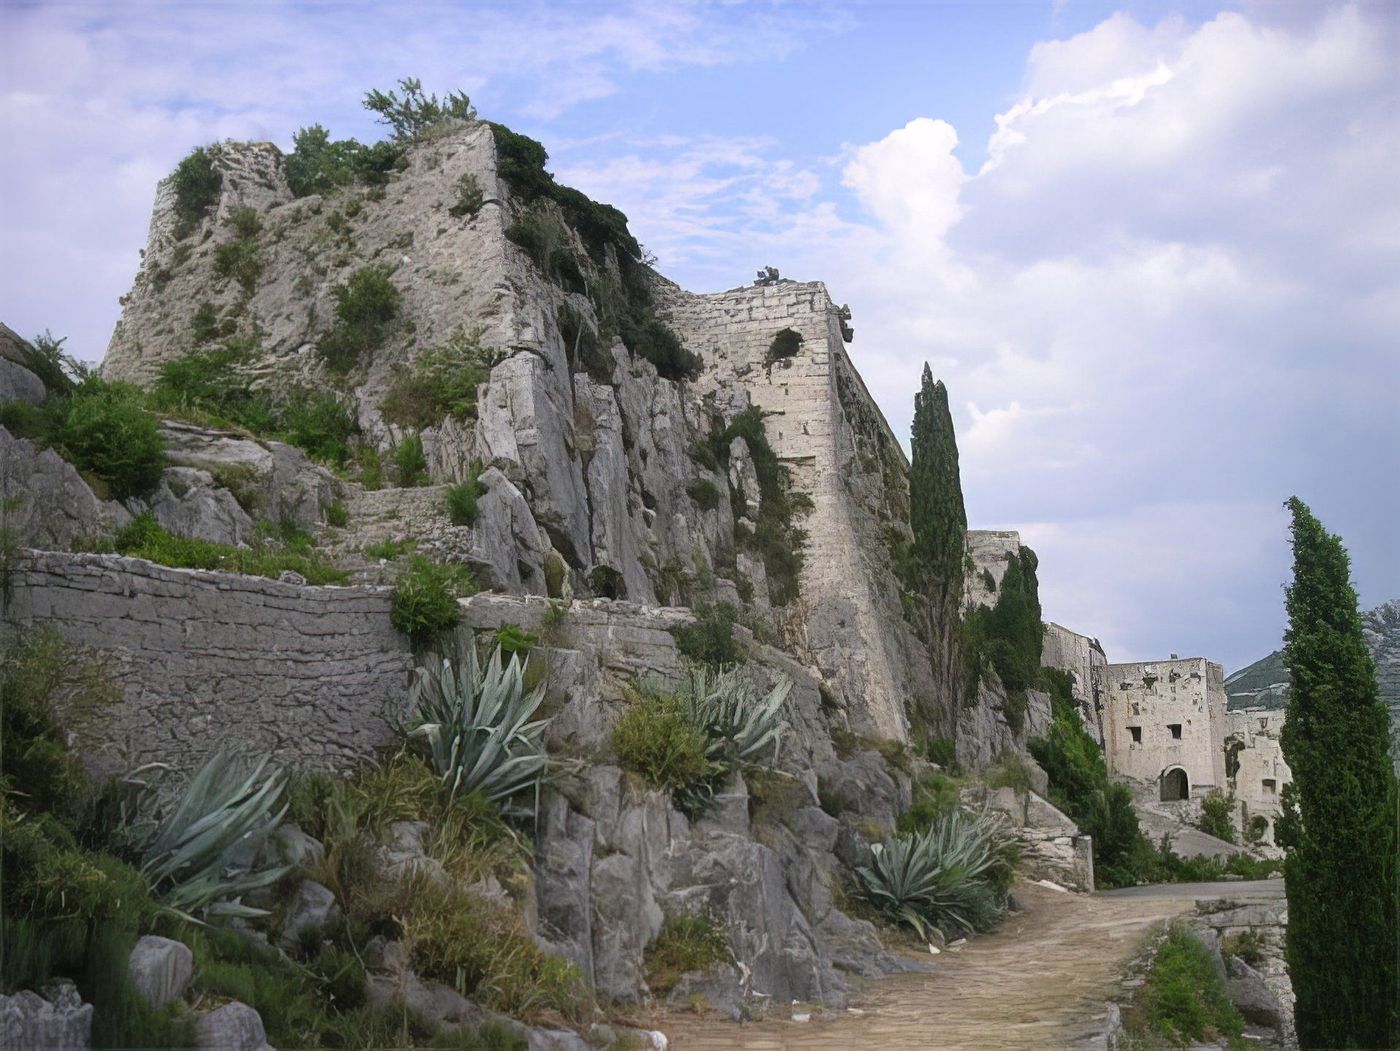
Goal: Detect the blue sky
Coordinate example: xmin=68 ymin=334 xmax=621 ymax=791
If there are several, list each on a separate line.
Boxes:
xmin=2 ymin=0 xmax=1396 ymax=670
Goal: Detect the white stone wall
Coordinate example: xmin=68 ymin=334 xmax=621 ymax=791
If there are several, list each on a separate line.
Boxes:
xmin=1097 ymin=657 xmax=1229 ymax=797
xmin=1041 ymin=621 xmax=1109 ymax=746
xmin=660 ymin=280 xmax=935 ymax=742
xmin=1226 ymin=708 xmax=1292 ymax=842
xmin=963 ymin=529 xmax=1023 ymax=611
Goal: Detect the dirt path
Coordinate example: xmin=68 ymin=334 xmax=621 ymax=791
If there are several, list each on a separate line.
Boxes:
xmin=656 ymin=880 xmax=1284 ymax=1050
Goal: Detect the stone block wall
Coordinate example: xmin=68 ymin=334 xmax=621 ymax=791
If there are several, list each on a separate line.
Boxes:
xmin=4 ymin=551 xmax=415 ymax=778
xmin=1097 ymin=656 xmax=1229 ymax=798
xmin=1041 ymin=621 xmax=1109 ymax=746
xmin=661 ymin=280 xmax=935 ymax=742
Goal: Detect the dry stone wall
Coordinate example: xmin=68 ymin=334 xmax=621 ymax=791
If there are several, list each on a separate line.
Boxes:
xmin=4 ymin=551 xmax=415 ymax=779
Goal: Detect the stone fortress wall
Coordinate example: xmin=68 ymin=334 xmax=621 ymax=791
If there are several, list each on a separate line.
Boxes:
xmin=661 ymin=279 xmax=935 ymax=742
xmin=1097 ymin=657 xmax=1230 ymax=799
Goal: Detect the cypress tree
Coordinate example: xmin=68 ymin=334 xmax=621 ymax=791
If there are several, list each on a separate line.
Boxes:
xmin=909 ymin=365 xmax=967 ymax=729
xmin=1279 ymin=497 xmax=1398 ymax=1049
xmin=909 ymin=364 xmax=966 ymax=599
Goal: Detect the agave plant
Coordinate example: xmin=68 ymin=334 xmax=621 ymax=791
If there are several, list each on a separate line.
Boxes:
xmin=687 ymin=665 xmax=792 ymax=770
xmin=110 ymin=752 xmax=289 ymax=922
xmin=855 ymin=808 xmax=1017 ymax=940
xmin=406 ymin=638 xmax=551 ymax=814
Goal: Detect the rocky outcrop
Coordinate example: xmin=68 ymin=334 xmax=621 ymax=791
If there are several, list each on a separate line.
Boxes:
xmin=0 ymin=428 xmax=131 ymax=550
xmin=0 ymin=981 xmax=92 ymax=1051
xmin=127 ymin=936 xmax=194 ymax=1009
xmin=194 ymin=1002 xmax=273 ymax=1051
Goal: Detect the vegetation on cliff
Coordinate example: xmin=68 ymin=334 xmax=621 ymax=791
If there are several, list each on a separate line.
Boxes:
xmin=1278 ymin=497 xmax=1398 ymax=1050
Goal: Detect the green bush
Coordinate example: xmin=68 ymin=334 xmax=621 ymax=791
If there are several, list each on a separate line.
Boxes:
xmin=170 ymin=145 xmax=221 ymax=236
xmin=766 ymin=327 xmax=803 ymax=365
xmin=1137 ymin=924 xmax=1244 ymax=1048
xmin=364 ymin=77 xmax=474 ymax=142
xmin=449 ymin=173 xmax=484 ymax=218
xmin=1197 ymin=791 xmax=1236 ymax=843
xmin=394 ymin=433 xmax=429 ymax=486
xmin=52 ymin=380 xmax=166 ymax=499
xmin=104 ymin=512 xmax=347 ymax=585
xmin=619 ymin=315 xmax=701 ymax=381
xmin=283 ymin=124 xmax=402 ymax=198
xmin=612 ymin=690 xmax=711 ymax=795
xmin=212 ymin=206 xmax=263 ymax=295
xmin=492 ymin=623 xmax=536 ymax=659
xmin=687 ymin=479 xmax=721 ymax=511
xmin=326 ymin=501 xmax=349 ymax=527
xmin=318 ymin=266 xmax=400 ymax=372
xmin=189 ymin=302 xmax=220 ymax=344
xmin=644 ymin=916 xmax=730 ymax=994
xmin=380 ymin=332 xmax=492 ymax=430
xmin=897 ymin=771 xmax=962 ymax=835
xmin=19 ymin=330 xmax=79 ymax=396
xmin=446 ymin=475 xmax=483 ymax=526
xmin=671 ymin=603 xmax=743 ymax=666
xmin=702 ymin=408 xmax=811 ymax=605
xmin=390 ymin=557 xmax=473 ymax=647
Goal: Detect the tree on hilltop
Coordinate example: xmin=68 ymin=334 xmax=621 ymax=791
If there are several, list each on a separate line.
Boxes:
xmin=364 ymin=77 xmax=475 ymax=142
xmin=1279 ymin=496 xmax=1398 ymax=1049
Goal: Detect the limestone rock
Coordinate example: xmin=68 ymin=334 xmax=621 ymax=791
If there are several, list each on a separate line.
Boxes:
xmin=0 ymin=427 xmax=131 ymax=549
xmin=0 ymin=980 xmax=92 ymax=1051
xmin=159 ymin=422 xmax=335 ymax=529
xmin=0 ymin=356 xmax=46 ymax=405
xmin=127 ymin=935 xmax=194 ymax=1009
xmin=278 ymin=879 xmax=341 ymax=950
xmin=1225 ymin=956 xmax=1287 ymax=1029
xmin=149 ymin=467 xmax=256 ymax=546
xmin=195 ymin=1001 xmax=272 ymax=1051
xmin=528 ymin=1030 xmax=590 ymax=1051
xmin=262 ymin=823 xmax=324 ymax=870
xmin=466 ymin=467 xmax=551 ymax=594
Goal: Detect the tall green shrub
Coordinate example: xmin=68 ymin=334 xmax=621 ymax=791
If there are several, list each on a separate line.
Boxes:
xmin=909 ymin=365 xmax=965 ymax=603
xmin=53 ymin=380 xmax=166 ymax=499
xmin=1278 ymin=497 xmax=1399 ymax=1050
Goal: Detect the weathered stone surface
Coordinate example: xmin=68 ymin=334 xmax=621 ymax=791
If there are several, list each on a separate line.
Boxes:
xmin=7 ymin=551 xmax=415 ymax=778
xmin=467 ymin=467 xmax=551 ymax=595
xmin=528 ymin=1030 xmax=590 ymax=1051
xmin=128 ymin=935 xmax=194 ymax=1009
xmin=1226 ymin=956 xmax=1287 ymax=1028
xmin=194 ymin=1001 xmax=272 ymax=1051
xmin=0 ymin=427 xmax=131 ymax=550
xmin=160 ymin=422 xmax=336 ymax=529
xmin=262 ymin=823 xmax=324 ymax=870
xmin=0 ymin=980 xmax=92 ymax=1051
xmin=149 ymin=467 xmax=256 ymax=546
xmin=279 ymin=880 xmax=341 ymax=950
xmin=0 ymin=355 xmax=46 ymax=405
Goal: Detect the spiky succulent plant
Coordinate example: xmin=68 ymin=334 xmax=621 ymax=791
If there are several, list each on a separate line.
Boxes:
xmin=856 ymin=808 xmax=1017 ymax=940
xmin=406 ymin=638 xmax=550 ymax=814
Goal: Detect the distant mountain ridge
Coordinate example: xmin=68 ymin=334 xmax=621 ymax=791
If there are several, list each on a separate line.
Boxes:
xmin=1226 ymin=599 xmax=1400 ymax=760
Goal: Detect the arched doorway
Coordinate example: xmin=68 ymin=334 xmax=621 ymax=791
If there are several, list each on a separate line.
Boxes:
xmin=1160 ymin=767 xmax=1190 ymax=801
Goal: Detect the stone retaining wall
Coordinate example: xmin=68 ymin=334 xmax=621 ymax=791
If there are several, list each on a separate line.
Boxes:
xmin=4 ymin=551 xmax=415 ymax=778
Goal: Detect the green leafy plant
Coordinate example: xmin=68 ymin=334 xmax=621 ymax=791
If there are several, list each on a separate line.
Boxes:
xmin=766 ymin=327 xmax=803 ymax=365
xmin=671 ymin=603 xmax=743 ymax=666
xmin=644 ymin=916 xmax=730 ymax=994
xmin=446 ymin=465 xmax=485 ymax=526
xmin=364 ymin=77 xmax=475 ymax=142
xmin=171 ymin=145 xmax=221 ymax=236
xmin=212 ymin=205 xmax=263 ymax=294
xmin=318 ymin=266 xmax=400 ymax=373
xmin=283 ymin=124 xmax=404 ymax=197
xmin=394 ymin=432 xmax=429 ymax=487
xmin=380 ymin=332 xmax=492 ymax=430
xmin=1196 ymin=790 xmax=1235 ymax=843
xmin=686 ymin=479 xmax=720 ymax=511
xmin=449 ymin=172 xmax=485 ymax=218
xmin=856 ymin=808 xmax=1017 ymax=940
xmin=492 ymin=624 xmax=536 ymax=659
xmin=390 ymin=557 xmax=473 ymax=646
xmin=52 ymin=379 xmax=166 ymax=499
xmin=107 ymin=752 xmax=288 ymax=922
xmin=612 ymin=690 xmax=711 ymax=797
xmin=406 ymin=642 xmax=551 ymax=812
xmin=102 ymin=512 xmax=348 ymax=585
xmin=1135 ymin=924 xmax=1245 ymax=1049
xmin=326 ymin=501 xmax=349 ymax=527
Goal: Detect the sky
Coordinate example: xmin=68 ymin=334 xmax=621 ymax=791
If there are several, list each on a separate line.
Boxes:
xmin=2 ymin=0 xmax=1396 ymax=670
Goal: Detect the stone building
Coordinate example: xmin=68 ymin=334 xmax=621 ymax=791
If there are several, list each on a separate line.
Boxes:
xmin=1041 ymin=622 xmax=1109 ymax=746
xmin=1224 ymin=708 xmax=1292 ymax=844
xmin=1096 ymin=656 xmax=1230 ymax=802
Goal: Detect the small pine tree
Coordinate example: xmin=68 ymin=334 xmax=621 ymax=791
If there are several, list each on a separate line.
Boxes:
xmin=1279 ymin=497 xmax=1398 ymax=1050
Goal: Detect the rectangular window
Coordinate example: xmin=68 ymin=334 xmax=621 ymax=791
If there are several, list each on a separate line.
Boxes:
xmin=1168 ymin=723 xmax=1182 ymax=739
xmin=1129 ymin=726 xmax=1142 ymax=744
xmin=1263 ymin=778 xmax=1277 ymax=795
